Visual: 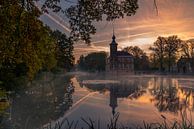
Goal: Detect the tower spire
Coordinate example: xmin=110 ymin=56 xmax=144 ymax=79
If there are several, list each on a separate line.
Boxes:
xmin=113 ymin=20 xmax=115 ymax=36
xmin=112 ymin=20 xmax=116 ymax=41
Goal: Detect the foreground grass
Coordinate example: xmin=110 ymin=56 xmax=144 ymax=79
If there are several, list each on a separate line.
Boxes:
xmin=42 ymin=113 xmax=194 ymax=129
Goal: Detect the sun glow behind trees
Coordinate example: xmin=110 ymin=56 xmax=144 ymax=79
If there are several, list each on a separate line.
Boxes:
xmin=37 ymin=0 xmax=194 ymax=57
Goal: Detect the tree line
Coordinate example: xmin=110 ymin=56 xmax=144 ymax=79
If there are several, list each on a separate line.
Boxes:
xmin=78 ymin=35 xmax=194 ymax=73
xmin=0 ymin=1 xmax=74 ymax=90
xmin=125 ymin=36 xmax=194 ymax=72
xmin=149 ymin=36 xmax=194 ymax=72
xmin=78 ymin=52 xmax=107 ymax=72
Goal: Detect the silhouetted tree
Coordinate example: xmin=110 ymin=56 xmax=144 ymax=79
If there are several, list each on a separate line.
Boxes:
xmin=180 ymin=39 xmax=194 ymax=72
xmin=1 ymin=0 xmax=161 ymax=44
xmin=149 ymin=53 xmax=159 ymax=70
xmin=78 ymin=55 xmax=85 ymax=69
xmin=78 ymin=52 xmax=107 ymax=72
xmin=123 ymin=46 xmax=144 ymax=58
xmin=180 ymin=40 xmax=194 ymax=59
xmin=39 ymin=0 xmax=139 ymax=44
xmin=123 ymin=46 xmax=149 ymax=71
xmin=51 ymin=30 xmax=75 ymax=71
xmin=140 ymin=53 xmax=150 ymax=70
xmin=149 ymin=37 xmax=166 ymax=72
xmin=165 ymin=35 xmax=181 ymax=72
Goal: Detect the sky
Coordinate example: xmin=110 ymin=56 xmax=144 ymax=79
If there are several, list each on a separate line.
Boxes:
xmin=39 ymin=0 xmax=194 ymax=60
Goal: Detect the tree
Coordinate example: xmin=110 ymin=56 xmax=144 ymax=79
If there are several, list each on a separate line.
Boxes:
xmin=51 ymin=30 xmax=75 ymax=71
xmin=78 ymin=55 xmax=85 ymax=69
xmin=41 ymin=0 xmax=139 ymax=44
xmin=165 ymin=35 xmax=181 ymax=72
xmin=180 ymin=39 xmax=194 ymax=72
xmin=149 ymin=53 xmax=159 ymax=70
xmin=0 ymin=1 xmax=57 ymax=89
xmin=2 ymin=0 xmax=160 ymax=44
xmin=78 ymin=52 xmax=107 ymax=72
xmin=123 ymin=46 xmax=144 ymax=58
xmin=1 ymin=0 xmax=161 ymax=45
xmin=180 ymin=40 xmax=194 ymax=59
xmin=149 ymin=37 xmax=166 ymax=72
xmin=123 ymin=46 xmax=149 ymax=71
xmin=150 ymin=36 xmax=182 ymax=72
xmin=67 ymin=0 xmax=138 ymax=43
xmin=140 ymin=53 xmax=150 ymax=70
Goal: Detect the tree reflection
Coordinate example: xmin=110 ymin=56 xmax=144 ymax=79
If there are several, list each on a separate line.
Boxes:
xmin=150 ymin=77 xmax=193 ymax=115
xmin=8 ymin=73 xmax=74 ymax=129
xmin=0 ymin=89 xmax=10 ymax=128
xmin=75 ymin=74 xmax=194 ymax=118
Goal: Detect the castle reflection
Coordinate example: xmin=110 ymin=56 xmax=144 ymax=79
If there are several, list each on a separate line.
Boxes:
xmin=79 ymin=78 xmax=150 ymax=116
xmin=2 ymin=73 xmax=194 ymax=129
xmin=79 ymin=76 xmax=194 ymax=117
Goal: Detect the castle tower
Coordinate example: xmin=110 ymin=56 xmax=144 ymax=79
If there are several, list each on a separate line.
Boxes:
xmin=109 ymin=34 xmax=118 ymax=58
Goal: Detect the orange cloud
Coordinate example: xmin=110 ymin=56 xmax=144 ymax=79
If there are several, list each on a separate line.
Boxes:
xmin=39 ymin=0 xmax=194 ymax=60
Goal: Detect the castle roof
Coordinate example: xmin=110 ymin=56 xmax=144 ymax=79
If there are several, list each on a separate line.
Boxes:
xmin=116 ymin=51 xmax=133 ymax=57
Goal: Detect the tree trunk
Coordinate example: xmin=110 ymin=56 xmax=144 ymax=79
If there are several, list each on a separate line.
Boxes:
xmin=168 ymin=53 xmax=171 ymax=73
xmin=160 ymin=57 xmax=164 ymax=72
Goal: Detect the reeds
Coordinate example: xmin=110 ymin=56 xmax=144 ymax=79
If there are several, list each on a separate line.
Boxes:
xmin=41 ymin=113 xmax=194 ymax=129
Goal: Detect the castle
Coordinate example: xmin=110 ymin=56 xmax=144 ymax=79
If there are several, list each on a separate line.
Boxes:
xmin=106 ymin=34 xmax=134 ymax=73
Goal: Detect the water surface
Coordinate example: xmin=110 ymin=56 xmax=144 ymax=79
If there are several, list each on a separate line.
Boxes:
xmin=1 ymin=72 xmax=194 ymax=128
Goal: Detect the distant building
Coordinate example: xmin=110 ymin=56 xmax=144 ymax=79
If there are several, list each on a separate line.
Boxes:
xmin=106 ymin=34 xmax=134 ymax=73
xmin=177 ymin=57 xmax=194 ymax=73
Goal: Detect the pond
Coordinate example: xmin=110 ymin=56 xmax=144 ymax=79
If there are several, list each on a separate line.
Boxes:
xmin=1 ymin=72 xmax=194 ymax=129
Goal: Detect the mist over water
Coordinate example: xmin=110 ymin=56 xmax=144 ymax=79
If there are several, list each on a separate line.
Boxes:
xmin=1 ymin=71 xmax=194 ymax=129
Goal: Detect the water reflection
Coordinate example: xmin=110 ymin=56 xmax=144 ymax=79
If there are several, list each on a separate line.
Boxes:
xmin=5 ymin=73 xmax=74 ymax=129
xmin=149 ymin=77 xmax=194 ymax=115
xmin=1 ymin=73 xmax=194 ymax=129
xmin=77 ymin=74 xmax=194 ymax=121
xmin=149 ymin=78 xmax=179 ymax=113
xmin=0 ymin=89 xmax=10 ymax=128
xmin=79 ymin=77 xmax=150 ymax=116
